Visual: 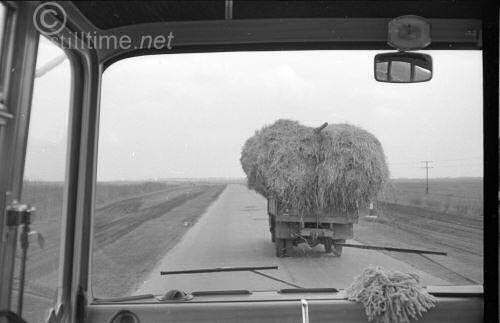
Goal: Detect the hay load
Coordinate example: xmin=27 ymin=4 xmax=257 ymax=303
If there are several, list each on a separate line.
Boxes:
xmin=240 ymin=119 xmax=320 ymax=213
xmin=317 ymin=124 xmax=389 ymax=213
xmin=240 ymin=119 xmax=389 ymax=216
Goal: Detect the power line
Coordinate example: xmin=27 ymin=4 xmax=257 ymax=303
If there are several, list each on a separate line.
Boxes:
xmin=421 ymin=161 xmax=433 ymax=194
xmin=433 ymin=157 xmax=482 ymax=162
xmin=389 ymin=157 xmax=481 ymax=165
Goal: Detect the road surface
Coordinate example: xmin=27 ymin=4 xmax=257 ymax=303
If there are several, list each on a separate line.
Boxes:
xmin=136 ymin=184 xmax=446 ymax=294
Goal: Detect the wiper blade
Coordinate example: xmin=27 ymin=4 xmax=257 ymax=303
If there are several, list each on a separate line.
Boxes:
xmin=160 ymin=265 xmax=278 ymax=275
xmin=94 ymin=294 xmax=155 ymax=303
xmin=335 ymin=243 xmax=447 ymax=256
xmin=160 ymin=265 xmax=303 ymax=288
xmin=280 ymin=288 xmax=338 ymax=294
xmin=192 ymin=290 xmax=252 ymax=296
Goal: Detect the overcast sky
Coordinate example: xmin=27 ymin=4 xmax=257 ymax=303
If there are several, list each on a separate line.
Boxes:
xmin=24 ymin=38 xmax=483 ymax=181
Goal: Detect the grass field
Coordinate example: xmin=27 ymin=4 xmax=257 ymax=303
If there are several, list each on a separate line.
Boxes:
xmin=380 ymin=177 xmax=483 ymax=217
xmin=14 ymin=181 xmax=226 ymax=321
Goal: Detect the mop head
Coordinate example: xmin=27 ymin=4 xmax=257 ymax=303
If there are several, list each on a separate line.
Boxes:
xmin=345 ymin=266 xmax=437 ymax=323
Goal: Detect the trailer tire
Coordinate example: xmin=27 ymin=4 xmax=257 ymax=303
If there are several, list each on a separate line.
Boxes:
xmin=285 ymin=239 xmax=293 ymax=256
xmin=333 ymin=239 xmax=345 ymax=257
xmin=324 ymin=239 xmax=332 ymax=253
xmin=275 ymin=239 xmax=286 ymax=257
xmin=269 ymin=215 xmax=276 ymax=242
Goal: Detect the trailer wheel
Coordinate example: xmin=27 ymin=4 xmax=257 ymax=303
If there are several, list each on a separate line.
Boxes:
xmin=333 ymin=239 xmax=345 ymax=257
xmin=324 ymin=239 xmax=332 ymax=253
xmin=275 ymin=239 xmax=286 ymax=257
xmin=269 ymin=215 xmax=276 ymax=242
xmin=285 ymin=239 xmax=293 ymax=256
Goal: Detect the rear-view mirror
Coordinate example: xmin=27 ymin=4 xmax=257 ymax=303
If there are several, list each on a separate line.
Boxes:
xmin=375 ymin=52 xmax=432 ymax=83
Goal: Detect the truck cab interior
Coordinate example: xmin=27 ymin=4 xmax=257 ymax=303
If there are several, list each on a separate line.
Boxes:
xmin=0 ymin=1 xmax=497 ymax=323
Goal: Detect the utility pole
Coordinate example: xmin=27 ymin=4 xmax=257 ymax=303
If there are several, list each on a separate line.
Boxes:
xmin=421 ymin=161 xmax=433 ymax=194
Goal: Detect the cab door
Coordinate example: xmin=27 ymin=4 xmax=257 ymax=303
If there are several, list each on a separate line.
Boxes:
xmin=0 ymin=1 xmax=40 ymax=314
xmin=0 ymin=2 xmax=74 ymax=322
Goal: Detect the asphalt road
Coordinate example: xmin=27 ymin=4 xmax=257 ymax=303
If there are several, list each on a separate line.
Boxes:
xmin=136 ymin=184 xmax=446 ymax=294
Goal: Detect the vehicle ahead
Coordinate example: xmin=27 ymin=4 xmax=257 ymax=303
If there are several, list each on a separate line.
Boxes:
xmin=0 ymin=1 xmax=496 ymax=323
xmin=268 ymin=196 xmax=354 ymax=257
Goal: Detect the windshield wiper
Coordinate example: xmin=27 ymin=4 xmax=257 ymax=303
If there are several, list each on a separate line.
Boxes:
xmin=279 ymin=288 xmax=338 ymax=293
xmin=161 ymin=265 xmax=303 ymax=288
xmin=94 ymin=294 xmax=155 ymax=303
xmin=160 ymin=265 xmax=278 ymax=275
xmin=334 ymin=243 xmax=447 ymax=256
xmin=192 ymin=290 xmax=251 ymax=296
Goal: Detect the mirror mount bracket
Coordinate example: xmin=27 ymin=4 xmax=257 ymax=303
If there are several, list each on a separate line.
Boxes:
xmin=388 ymin=15 xmax=431 ymax=51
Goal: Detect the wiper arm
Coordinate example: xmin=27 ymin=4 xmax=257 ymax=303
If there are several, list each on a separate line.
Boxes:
xmin=249 ymin=269 xmax=302 ymax=288
xmin=160 ymin=265 xmax=278 ymax=275
xmin=160 ymin=265 xmax=303 ymax=288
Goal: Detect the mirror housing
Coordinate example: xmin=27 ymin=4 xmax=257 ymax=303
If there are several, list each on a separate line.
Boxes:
xmin=374 ymin=52 xmax=432 ymax=83
xmin=388 ymin=15 xmax=431 ymax=51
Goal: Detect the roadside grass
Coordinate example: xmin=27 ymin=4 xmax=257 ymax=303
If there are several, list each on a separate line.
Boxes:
xmin=379 ymin=177 xmax=483 ymax=217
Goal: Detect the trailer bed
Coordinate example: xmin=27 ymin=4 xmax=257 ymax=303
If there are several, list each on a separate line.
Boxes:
xmin=275 ymin=214 xmax=357 ymax=224
xmin=267 ymin=197 xmax=357 ymax=257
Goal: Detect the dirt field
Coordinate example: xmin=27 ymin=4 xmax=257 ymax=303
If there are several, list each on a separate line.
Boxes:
xmin=14 ymin=181 xmax=226 ymax=321
xmin=354 ymin=177 xmax=483 ymax=285
xmin=92 ymin=184 xmax=226 ymax=297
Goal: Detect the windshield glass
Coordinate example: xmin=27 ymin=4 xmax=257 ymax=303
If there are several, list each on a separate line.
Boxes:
xmin=92 ymin=50 xmax=483 ymax=299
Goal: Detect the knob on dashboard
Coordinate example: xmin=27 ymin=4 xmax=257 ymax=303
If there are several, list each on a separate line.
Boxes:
xmin=109 ymin=310 xmax=139 ymax=323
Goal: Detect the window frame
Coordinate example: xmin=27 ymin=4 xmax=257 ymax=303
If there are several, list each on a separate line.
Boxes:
xmin=39 ymin=28 xmax=101 ymax=323
xmin=0 ymin=2 xmax=96 ymax=321
xmin=92 ymin=45 xmax=485 ymax=299
xmin=20 ymin=34 xmax=76 ymax=321
xmin=74 ymin=15 xmax=494 ymax=323
xmin=89 ymin=39 xmax=495 ymax=323
xmin=83 ymin=14 xmax=495 ymax=323
xmin=0 ymin=1 xmax=40 ymax=311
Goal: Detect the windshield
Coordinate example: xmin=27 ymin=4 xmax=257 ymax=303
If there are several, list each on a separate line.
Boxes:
xmin=92 ymin=50 xmax=483 ymax=299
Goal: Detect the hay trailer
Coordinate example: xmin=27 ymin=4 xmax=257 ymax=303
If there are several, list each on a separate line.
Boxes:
xmin=267 ymin=197 xmax=356 ymax=257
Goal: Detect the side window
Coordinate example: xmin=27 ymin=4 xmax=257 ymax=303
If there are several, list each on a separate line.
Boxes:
xmin=10 ymin=37 xmax=70 ymax=322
